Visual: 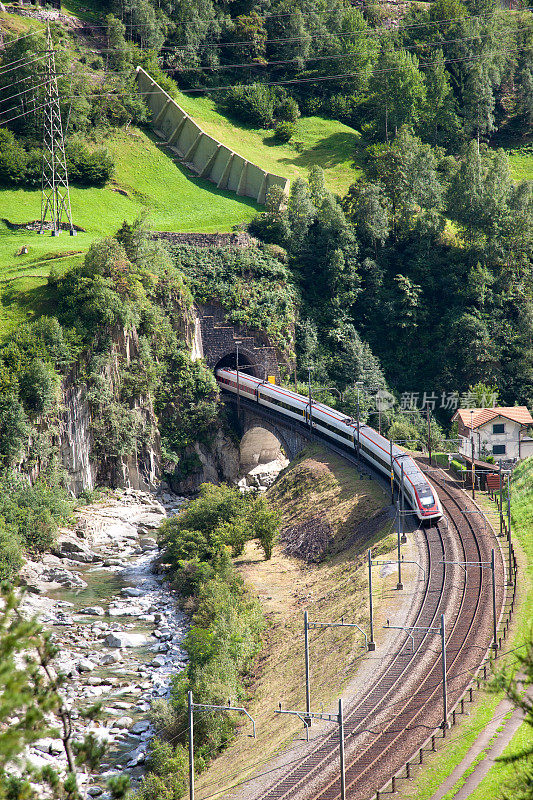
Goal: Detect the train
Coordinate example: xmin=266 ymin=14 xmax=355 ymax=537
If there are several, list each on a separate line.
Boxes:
xmin=215 ymin=368 xmax=443 ymax=524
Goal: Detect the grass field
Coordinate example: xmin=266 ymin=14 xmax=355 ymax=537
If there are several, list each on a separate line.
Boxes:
xmin=0 ymin=127 xmax=260 ymax=339
xmin=173 ymin=92 xmax=363 ymax=196
xmin=508 ymin=146 xmax=533 ymax=182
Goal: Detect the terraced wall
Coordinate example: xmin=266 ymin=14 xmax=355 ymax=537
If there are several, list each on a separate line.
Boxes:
xmin=135 ymin=67 xmax=290 ymax=207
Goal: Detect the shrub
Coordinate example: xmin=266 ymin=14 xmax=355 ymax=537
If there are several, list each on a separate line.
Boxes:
xmin=158 ymin=483 xmax=281 ymax=567
xmin=274 ymin=121 xmax=296 ymax=142
xmin=0 ymin=518 xmax=24 ymax=580
xmin=450 ymin=459 xmax=466 ymax=475
xmin=219 ymin=83 xmax=275 ymax=127
xmin=275 ymin=96 xmax=300 ymax=122
xmin=328 ymin=93 xmax=357 ymax=124
xmin=0 ymin=393 xmax=28 ymax=467
xmin=0 ymin=131 xmax=114 ymax=188
xmin=144 ymin=547 xmax=264 ymax=791
xmin=249 ymin=210 xmax=291 ymax=244
xmin=18 ymin=358 xmax=59 ymax=417
xmin=0 ymin=472 xmax=73 ymax=557
xmin=248 ymin=495 xmax=280 ymax=559
xmin=0 ymin=129 xmax=27 ymax=185
xmin=66 ymin=139 xmax=114 ymax=186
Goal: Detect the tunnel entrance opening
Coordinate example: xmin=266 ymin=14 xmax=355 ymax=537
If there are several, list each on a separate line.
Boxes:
xmin=214 ymin=352 xmax=260 ymax=378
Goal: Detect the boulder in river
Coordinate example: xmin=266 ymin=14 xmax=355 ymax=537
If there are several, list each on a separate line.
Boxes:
xmin=130 ymin=720 xmax=150 ymax=734
xmin=79 ymin=606 xmax=106 ymax=616
xmin=120 ymin=587 xmax=145 ymax=598
xmin=52 ymin=535 xmax=100 ymax=563
xmin=77 ymin=657 xmax=96 ymax=673
xmin=104 ymin=632 xmax=148 ymax=648
xmin=41 ymin=567 xmax=88 ymax=590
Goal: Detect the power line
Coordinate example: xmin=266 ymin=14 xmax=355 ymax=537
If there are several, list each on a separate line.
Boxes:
xmin=106 ymin=17 xmax=513 ymax=54
xmin=0 ymin=28 xmax=43 ymax=45
xmin=0 ymin=92 xmax=122 ymax=127
xmin=0 ymin=42 xmax=526 ymax=126
xmin=71 ymin=5 xmax=533 ymax=31
xmin=0 ymin=51 xmax=49 ymax=76
xmin=0 ymin=74 xmax=68 ymax=106
xmin=160 ymin=44 xmax=528 ymax=93
xmin=154 ymin=31 xmax=508 ymax=75
xmin=0 ymin=48 xmax=47 ymax=71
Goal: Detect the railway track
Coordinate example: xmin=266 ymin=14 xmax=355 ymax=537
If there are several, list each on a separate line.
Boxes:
xmin=254 ymin=463 xmax=504 ymax=800
xmin=223 ymin=398 xmax=505 ymax=800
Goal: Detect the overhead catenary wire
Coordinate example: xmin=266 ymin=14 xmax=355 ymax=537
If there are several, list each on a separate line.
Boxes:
xmin=192 ymin=636 xmax=529 ymax=800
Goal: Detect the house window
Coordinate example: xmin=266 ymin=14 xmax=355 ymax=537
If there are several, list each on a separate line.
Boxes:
xmin=492 ymin=423 xmax=505 ymax=434
xmin=493 ymin=444 xmax=506 ymax=455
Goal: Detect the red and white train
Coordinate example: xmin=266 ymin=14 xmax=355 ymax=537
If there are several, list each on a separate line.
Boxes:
xmin=216 ymin=368 xmax=443 ymax=524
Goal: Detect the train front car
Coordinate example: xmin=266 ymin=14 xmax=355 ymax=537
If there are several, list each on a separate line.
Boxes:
xmin=413 ymin=481 xmax=443 ymax=524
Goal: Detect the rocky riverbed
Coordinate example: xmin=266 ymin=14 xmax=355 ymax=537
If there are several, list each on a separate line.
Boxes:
xmin=15 ymin=459 xmax=288 ymax=797
xmin=19 ymin=488 xmax=189 ymax=798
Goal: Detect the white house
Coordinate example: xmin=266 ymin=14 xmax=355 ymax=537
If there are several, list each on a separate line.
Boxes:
xmin=452 ymin=407 xmax=533 ymax=462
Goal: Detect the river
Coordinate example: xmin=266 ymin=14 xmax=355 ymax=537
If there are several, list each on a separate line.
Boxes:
xmin=19 ymin=488 xmax=188 ymax=798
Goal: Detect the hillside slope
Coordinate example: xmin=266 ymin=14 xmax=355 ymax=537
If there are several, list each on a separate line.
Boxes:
xmin=0 ymin=126 xmax=258 ymax=338
xmin=193 ymin=445 xmax=397 ymax=799
xmin=173 ymin=92 xmax=363 ymax=196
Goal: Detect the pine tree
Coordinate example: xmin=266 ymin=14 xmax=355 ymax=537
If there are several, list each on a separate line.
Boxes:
xmin=463 ymin=64 xmax=496 ymax=145
xmin=0 ymin=587 xmax=107 ymax=799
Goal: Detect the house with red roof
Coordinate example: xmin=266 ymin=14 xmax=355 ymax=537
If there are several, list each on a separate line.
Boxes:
xmin=452 ymin=407 xmax=533 ymax=462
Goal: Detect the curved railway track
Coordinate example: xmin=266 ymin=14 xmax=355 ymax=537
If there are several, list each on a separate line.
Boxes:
xmin=251 ymin=454 xmax=503 ymax=800
xmin=224 ymin=398 xmax=505 ymax=800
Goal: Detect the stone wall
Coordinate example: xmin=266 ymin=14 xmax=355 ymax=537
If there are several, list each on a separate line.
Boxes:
xmin=135 ymin=67 xmax=290 ymax=208
xmin=152 ymin=231 xmax=253 ymax=248
xmin=197 ymin=303 xmax=281 ymax=382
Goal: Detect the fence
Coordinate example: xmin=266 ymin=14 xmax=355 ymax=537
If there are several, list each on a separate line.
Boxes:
xmin=135 ymin=67 xmax=290 ymax=208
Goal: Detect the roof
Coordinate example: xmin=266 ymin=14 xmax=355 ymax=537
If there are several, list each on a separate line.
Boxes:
xmin=452 ymin=407 xmax=533 ymax=430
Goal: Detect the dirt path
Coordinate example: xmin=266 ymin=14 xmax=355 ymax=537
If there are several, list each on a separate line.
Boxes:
xmin=429 ymin=687 xmax=532 ymax=800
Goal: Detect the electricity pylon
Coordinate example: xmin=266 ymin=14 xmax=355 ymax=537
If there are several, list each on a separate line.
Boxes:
xmin=39 ymin=23 xmax=75 ymax=236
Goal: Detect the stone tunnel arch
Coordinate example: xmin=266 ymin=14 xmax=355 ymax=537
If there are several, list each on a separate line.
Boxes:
xmin=196 ymin=304 xmax=281 ymax=383
xmin=214 ymin=350 xmax=260 ymax=378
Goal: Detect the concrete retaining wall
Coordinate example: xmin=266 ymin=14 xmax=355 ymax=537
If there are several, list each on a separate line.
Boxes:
xmin=135 ymin=67 xmax=290 ymax=208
